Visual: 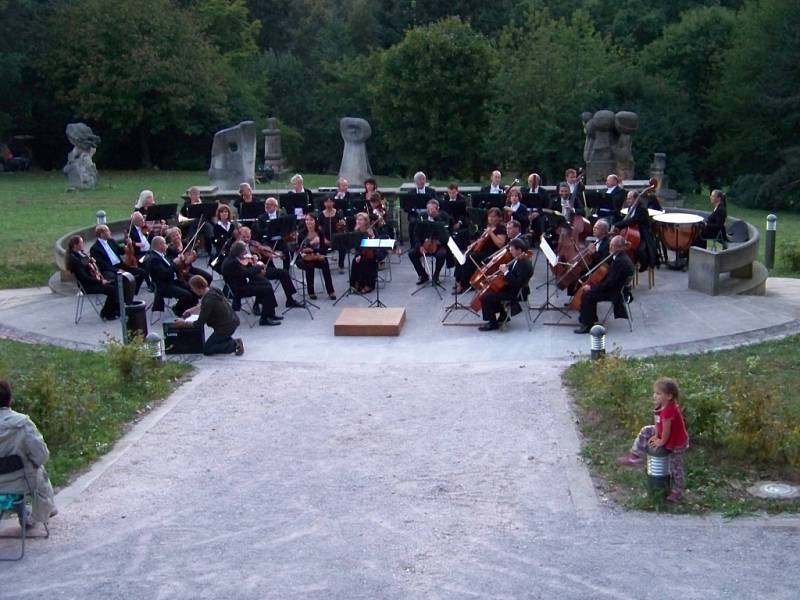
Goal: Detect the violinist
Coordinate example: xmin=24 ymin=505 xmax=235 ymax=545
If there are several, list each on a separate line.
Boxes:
xmin=164 ymin=227 xmax=213 ymax=285
xmin=256 ymin=196 xmax=290 ymax=269
xmin=66 ymin=235 xmax=120 ymax=320
xmin=604 ymin=174 xmax=626 ymax=224
xmin=212 ymin=204 xmax=236 ymax=257
xmin=90 ymin=224 xmax=146 ymax=295
xmin=524 ymin=173 xmax=549 ymax=239
xmin=367 ymin=191 xmax=391 ymax=237
xmin=503 ymin=187 xmax=529 ymax=233
xmin=482 ymin=170 xmax=504 ymax=194
xmin=612 ymin=189 xmax=660 ymax=270
xmin=179 ymin=186 xmax=214 ymax=256
xmin=350 ymin=212 xmax=377 ymax=294
xmin=364 ymin=177 xmax=378 ymax=198
xmin=297 ymin=214 xmax=336 ymax=300
xmin=478 ymin=239 xmax=534 ymax=331
xmin=129 ymin=211 xmax=151 ymax=259
xmin=454 ymin=207 xmax=507 ymax=295
xmin=234 ymin=182 xmax=255 ymax=216
xmin=319 ymin=195 xmax=348 ymax=273
xmin=409 ymin=199 xmax=449 ymax=286
xmin=238 ymin=226 xmax=304 ymax=308
xmin=573 ymin=235 xmax=634 ymax=334
xmin=147 ymin=236 xmax=198 ymax=317
xmin=221 ymin=241 xmax=282 ymax=326
xmin=135 ymin=189 xmax=166 ymax=236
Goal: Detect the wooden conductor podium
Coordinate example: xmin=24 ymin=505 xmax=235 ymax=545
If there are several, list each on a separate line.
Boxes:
xmin=334 ymin=307 xmax=406 ymax=336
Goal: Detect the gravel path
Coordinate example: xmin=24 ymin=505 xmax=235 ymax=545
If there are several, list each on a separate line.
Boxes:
xmin=2 ymin=361 xmax=798 ymax=599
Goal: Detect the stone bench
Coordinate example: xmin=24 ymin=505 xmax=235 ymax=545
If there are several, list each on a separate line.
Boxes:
xmin=686 ymin=213 xmax=767 ymax=296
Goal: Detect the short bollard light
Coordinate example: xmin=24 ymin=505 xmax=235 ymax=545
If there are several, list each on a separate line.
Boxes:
xmin=590 ymin=324 xmax=606 ymax=360
xmin=96 ymin=210 xmax=107 ymax=225
xmin=765 ymin=214 xmax=777 ymax=269
xmin=146 ymin=332 xmax=164 ymax=362
xmin=646 ymin=445 xmax=670 ymax=495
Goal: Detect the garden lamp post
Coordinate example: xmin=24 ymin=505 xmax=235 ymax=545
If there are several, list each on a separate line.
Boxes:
xmin=765 ymin=214 xmax=777 ymax=269
xmin=590 ymin=324 xmax=606 ymax=360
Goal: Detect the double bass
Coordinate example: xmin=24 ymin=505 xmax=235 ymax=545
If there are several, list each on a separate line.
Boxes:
xmin=614 ymin=177 xmax=658 ymax=260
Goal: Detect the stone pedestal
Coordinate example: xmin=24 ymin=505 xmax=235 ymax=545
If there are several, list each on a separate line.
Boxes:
xmin=262 ymin=117 xmax=286 ymax=175
xmin=650 ymin=152 xmax=679 ymax=205
xmin=208 ymin=121 xmax=256 ymax=190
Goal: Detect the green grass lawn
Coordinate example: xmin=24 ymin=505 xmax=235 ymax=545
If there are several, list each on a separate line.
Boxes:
xmin=0 ymin=337 xmax=191 ymax=487
xmin=565 ymin=336 xmax=800 ymax=515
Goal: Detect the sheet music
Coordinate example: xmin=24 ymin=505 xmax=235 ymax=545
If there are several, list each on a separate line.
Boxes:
xmin=540 ymin=235 xmax=558 ymax=268
xmin=184 ymin=314 xmax=199 ymax=323
xmin=447 ymin=237 xmax=467 ymax=266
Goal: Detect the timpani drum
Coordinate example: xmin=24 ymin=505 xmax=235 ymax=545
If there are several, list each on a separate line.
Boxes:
xmin=620 ymin=207 xmax=665 ymax=218
xmin=652 ymin=212 xmax=704 ymax=252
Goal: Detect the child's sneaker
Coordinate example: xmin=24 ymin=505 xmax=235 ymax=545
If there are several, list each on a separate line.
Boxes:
xmin=666 ymin=491 xmax=683 ymax=503
xmin=616 ymin=453 xmax=644 ymax=467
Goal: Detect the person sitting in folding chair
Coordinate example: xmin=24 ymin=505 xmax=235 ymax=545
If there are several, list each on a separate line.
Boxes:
xmin=574 ymin=235 xmax=634 ymax=334
xmin=66 ymin=235 xmax=120 ymax=320
xmin=0 ymin=380 xmax=57 ymax=530
xmin=478 ymin=239 xmax=534 ymax=331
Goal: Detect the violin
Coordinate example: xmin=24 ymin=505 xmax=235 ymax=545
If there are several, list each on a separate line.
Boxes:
xmin=123 ymin=220 xmax=139 ymax=268
xmin=250 ymin=239 xmax=283 ymax=262
xmin=86 ymin=255 xmax=104 ymax=283
xmin=299 ymin=232 xmax=326 ymax=263
xmin=175 ymin=215 xmax=205 ymax=280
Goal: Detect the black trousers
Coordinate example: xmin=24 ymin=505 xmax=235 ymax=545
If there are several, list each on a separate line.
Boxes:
xmin=301 ymin=259 xmax=334 ymax=294
xmin=481 ymin=290 xmax=518 ymax=322
xmin=163 ymin=281 xmax=197 ymax=317
xmin=83 ymin=280 xmax=119 ymax=317
xmin=579 ymin=289 xmax=619 ymax=326
xmin=265 ymin=265 xmax=296 ymax=301
xmin=409 ymin=246 xmax=446 ymax=279
xmin=204 ymin=329 xmax=237 ymax=355
xmin=234 ymin=282 xmax=277 ymax=316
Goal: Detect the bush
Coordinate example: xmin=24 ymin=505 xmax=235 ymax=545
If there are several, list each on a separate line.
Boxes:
xmin=728 ymin=173 xmax=765 ymax=209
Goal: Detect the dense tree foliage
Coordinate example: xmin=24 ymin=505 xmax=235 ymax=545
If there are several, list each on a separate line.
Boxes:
xmin=1 ymin=0 xmax=796 ymax=197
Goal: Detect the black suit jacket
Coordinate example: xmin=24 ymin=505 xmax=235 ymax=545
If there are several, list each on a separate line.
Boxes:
xmin=615 ymin=200 xmax=649 ymax=230
xmin=606 ymin=187 xmax=626 ymax=220
xmin=553 ymin=194 xmax=585 ymax=215
xmin=67 ymin=251 xmax=102 ymax=288
xmin=148 ymin=252 xmax=179 ymax=288
xmin=593 ymin=252 xmax=634 ymax=296
xmin=90 ymin=239 xmax=124 ymax=274
xmin=704 ymin=205 xmax=727 ymax=240
xmin=221 ymin=256 xmax=263 ymax=292
xmin=503 ymin=255 xmax=534 ymax=298
xmin=481 ymin=185 xmax=506 ymax=195
xmin=129 ymin=226 xmax=150 ymax=258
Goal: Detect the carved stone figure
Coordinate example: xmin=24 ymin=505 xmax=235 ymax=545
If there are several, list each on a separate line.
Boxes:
xmin=581 ymin=110 xmax=639 ymax=183
xmin=338 ymin=117 xmax=373 ymax=187
xmin=208 ymin=121 xmax=256 ymax=190
xmin=63 ymin=123 xmax=100 ymax=189
xmin=262 ymin=117 xmax=286 ymax=175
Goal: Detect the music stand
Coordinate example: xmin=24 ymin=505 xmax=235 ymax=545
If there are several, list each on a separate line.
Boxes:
xmin=144 ymin=203 xmax=178 ymax=223
xmin=411 ymin=221 xmax=448 ymax=300
xmin=332 ymin=232 xmax=370 ymax=306
xmin=238 ymin=201 xmax=262 ymax=225
xmin=362 ymin=238 xmax=395 ymax=308
xmin=533 ymin=235 xmax=570 ymax=323
xmin=442 ymin=236 xmax=478 ymax=323
xmin=471 ymin=193 xmax=505 ymax=210
xmin=282 ymin=252 xmax=318 ymax=319
xmin=186 ymin=203 xmax=219 ymax=221
xmin=521 ymin=192 xmax=551 ymax=212
xmin=280 ymin=192 xmax=312 ymax=219
xmin=590 ymin=192 xmax=614 ymax=222
xmin=337 ymin=195 xmax=367 ymax=217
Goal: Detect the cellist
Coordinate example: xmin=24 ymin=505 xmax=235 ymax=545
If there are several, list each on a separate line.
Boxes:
xmin=454 ymin=207 xmax=507 ymax=295
xmin=478 ymin=239 xmax=534 ymax=331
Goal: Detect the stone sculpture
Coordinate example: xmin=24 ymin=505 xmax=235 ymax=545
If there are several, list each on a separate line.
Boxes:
xmin=262 ymin=117 xmax=286 ymax=175
xmin=63 ymin=123 xmax=100 ymax=189
xmin=208 ymin=121 xmax=256 ymax=190
xmin=337 ymin=117 xmax=373 ymax=187
xmin=581 ymin=110 xmax=639 ymax=183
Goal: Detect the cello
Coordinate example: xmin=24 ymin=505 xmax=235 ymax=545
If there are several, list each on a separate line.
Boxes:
xmin=614 ymin=178 xmax=658 ymax=260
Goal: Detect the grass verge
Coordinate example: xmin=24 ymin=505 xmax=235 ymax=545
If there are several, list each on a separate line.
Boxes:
xmin=0 ymin=337 xmax=191 ymax=487
xmin=564 ymin=337 xmax=800 ymax=516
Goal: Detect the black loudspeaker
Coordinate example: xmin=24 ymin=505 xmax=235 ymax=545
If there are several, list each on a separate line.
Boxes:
xmin=162 ymin=322 xmax=205 ymax=354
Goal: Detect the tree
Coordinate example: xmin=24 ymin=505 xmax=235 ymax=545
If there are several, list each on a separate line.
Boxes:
xmin=371 ymin=17 xmax=496 ymax=177
xmin=38 ymin=0 xmax=231 ymax=167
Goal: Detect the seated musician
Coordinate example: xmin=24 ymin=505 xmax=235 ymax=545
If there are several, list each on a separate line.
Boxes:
xmin=612 ymin=189 xmax=660 ymax=270
xmin=221 ymin=241 xmax=282 ymax=326
xmin=238 ymin=226 xmax=304 ymax=308
xmin=573 ymin=235 xmax=634 ymax=334
xmin=409 ymin=199 xmax=449 ymax=285
xmin=333 ymin=177 xmax=351 ymax=203
xmin=134 ymin=189 xmax=155 ymax=213
xmin=442 ymin=182 xmax=469 ymax=250
xmin=364 ymin=177 xmax=378 ymax=198
xmin=90 ymin=224 xmax=146 ymax=295
xmin=175 ymin=275 xmax=244 ymax=356
xmin=604 ymin=174 xmax=626 ymax=224
xmin=319 ymin=195 xmax=348 ymax=273
xmin=129 ymin=211 xmax=152 ymax=260
xmin=407 ymin=171 xmax=436 ymax=243
xmin=179 ymin=186 xmax=214 ymax=256
xmin=590 ymin=219 xmax=611 ymax=267
xmin=164 ymin=227 xmax=213 ymax=285
xmin=212 ymin=204 xmax=236 ymax=256
xmin=554 ymin=182 xmax=585 ymax=218
xmin=66 ymin=235 xmax=120 ymax=320
xmin=565 ymin=168 xmax=584 ymax=202
xmin=147 ymin=236 xmax=199 ymax=317
xmin=350 ymin=212 xmax=378 ymax=294
xmin=290 ymin=173 xmax=311 ymax=201
xmin=482 ymin=170 xmax=504 ymax=194
xmin=256 ymin=196 xmax=291 ymax=269
xmin=524 ymin=172 xmax=549 ymax=239
xmin=478 ymin=239 xmax=534 ymax=331
xmin=298 ymin=214 xmax=336 ymax=300
xmin=454 ymin=207 xmax=507 ymax=295
xmin=504 ymin=187 xmax=529 ymax=233
xmin=695 ymin=189 xmax=727 ymax=249
xmin=234 ymin=182 xmax=255 ymax=215
xmin=506 ymin=219 xmax=525 ymax=243
xmin=368 ymin=191 xmax=390 ymax=237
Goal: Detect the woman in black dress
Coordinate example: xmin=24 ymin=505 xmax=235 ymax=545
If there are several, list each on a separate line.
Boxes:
xmin=319 ymin=195 xmax=347 ymax=272
xmin=350 ymin=212 xmax=377 ymax=294
xmin=298 ymin=214 xmax=336 ymax=300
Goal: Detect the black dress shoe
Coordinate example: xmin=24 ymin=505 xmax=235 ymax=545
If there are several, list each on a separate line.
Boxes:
xmin=308 ymin=294 xmax=317 ymax=300
xmin=286 ymin=299 xmax=305 ymax=308
xmin=416 ymin=275 xmax=430 ymax=285
xmin=267 ymin=314 xmax=284 ymax=320
xmin=259 ymin=317 xmax=282 ymax=326
xmin=573 ymin=324 xmax=591 ymax=334
xmin=478 ymin=322 xmax=500 ymax=331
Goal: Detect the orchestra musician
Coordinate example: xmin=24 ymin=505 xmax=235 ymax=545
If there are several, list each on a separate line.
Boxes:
xmin=408 ymin=171 xmax=437 ymax=243
xmin=234 ymin=182 xmax=255 ymax=217
xmin=478 ymin=238 xmax=534 ymax=331
xmin=506 ymin=219 xmax=524 ymax=244
xmin=221 ymin=241 xmax=282 ymax=326
xmin=523 ymin=172 xmax=549 ymax=239
xmin=612 ymin=189 xmax=660 ymax=270
xmin=164 ymin=227 xmax=213 ymax=285
xmin=128 ymin=211 xmax=151 ymax=262
xmin=237 ymin=226 xmax=304 ymax=308
xmin=454 ymin=206 xmax=507 ymax=295
xmin=147 ymin=236 xmax=199 ymax=317
xmin=134 ymin=189 xmax=166 ymax=236
xmin=565 ymin=168 xmax=584 ymax=204
xmin=256 ymin=196 xmax=290 ymax=269
xmin=90 ymin=224 xmax=146 ymax=295
xmin=66 ymin=235 xmax=120 ymax=320
xmin=350 ymin=212 xmax=377 ymax=294
xmin=482 ymin=170 xmax=505 ymax=194
xmin=364 ymin=177 xmax=378 ymax=198
xmin=179 ymin=186 xmax=214 ymax=256
xmin=554 ymin=181 xmax=585 ymax=219
xmin=573 ymin=235 xmax=634 ymax=334
xmin=367 ymin=191 xmax=392 ymax=239
xmin=503 ymin=187 xmax=529 ymax=233
xmin=212 ymin=204 xmax=236 ymax=257
xmin=297 ymin=214 xmax=336 ymax=300
xmin=695 ymin=189 xmax=727 ymax=249
xmin=408 ymin=199 xmax=450 ymax=286
xmin=441 ymin=182 xmax=469 ymax=250
xmin=319 ymin=195 xmax=348 ymax=273
xmin=288 ymin=173 xmax=313 ymax=216
xmin=589 ymin=219 xmax=611 ymax=267
xmin=604 ymin=174 xmax=626 ymax=224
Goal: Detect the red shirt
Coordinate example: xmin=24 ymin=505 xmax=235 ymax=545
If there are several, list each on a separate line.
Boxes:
xmin=655 ymin=401 xmax=689 ymax=450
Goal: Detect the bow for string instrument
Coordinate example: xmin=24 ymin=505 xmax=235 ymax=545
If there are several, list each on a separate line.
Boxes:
xmin=614 ymin=177 xmax=658 ymax=258
xmin=502 ymin=179 xmax=521 ymax=223
xmin=567 ymin=251 xmax=615 ymax=311
xmin=176 ymin=215 xmax=205 ymax=280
